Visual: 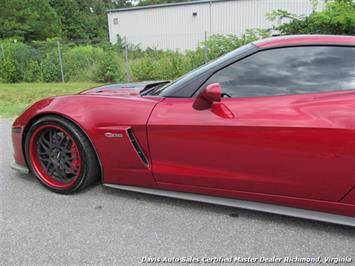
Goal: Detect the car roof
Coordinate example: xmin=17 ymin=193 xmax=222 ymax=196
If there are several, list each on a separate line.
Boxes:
xmin=254 ymin=35 xmax=355 ymax=48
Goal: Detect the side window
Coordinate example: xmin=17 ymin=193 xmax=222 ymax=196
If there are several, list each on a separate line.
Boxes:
xmin=203 ymin=46 xmax=355 ymax=98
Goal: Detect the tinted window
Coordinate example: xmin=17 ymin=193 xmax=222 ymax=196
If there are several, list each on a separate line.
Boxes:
xmin=203 ymin=46 xmax=355 ymax=98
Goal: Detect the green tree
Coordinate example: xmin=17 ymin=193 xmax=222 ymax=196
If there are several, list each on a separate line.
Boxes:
xmin=268 ymin=0 xmax=355 ymax=35
xmin=49 ymin=0 xmax=132 ymax=42
xmin=0 ymin=0 xmax=61 ymax=42
xmin=49 ymin=0 xmax=87 ymax=41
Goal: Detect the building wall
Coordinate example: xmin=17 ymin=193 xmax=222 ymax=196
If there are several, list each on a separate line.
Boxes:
xmin=108 ymin=0 xmax=323 ymax=51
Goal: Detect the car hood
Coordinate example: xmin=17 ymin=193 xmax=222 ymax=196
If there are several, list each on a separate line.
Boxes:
xmin=80 ymin=80 xmax=170 ymax=97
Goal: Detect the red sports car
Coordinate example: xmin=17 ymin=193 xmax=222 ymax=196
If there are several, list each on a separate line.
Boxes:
xmin=11 ymin=35 xmax=355 ymax=226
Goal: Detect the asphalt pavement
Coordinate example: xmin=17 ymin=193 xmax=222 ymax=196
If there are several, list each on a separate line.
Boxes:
xmin=0 ymin=118 xmax=354 ymax=265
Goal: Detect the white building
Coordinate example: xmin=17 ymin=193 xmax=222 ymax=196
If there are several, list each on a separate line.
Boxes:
xmin=107 ymin=0 xmax=323 ymax=51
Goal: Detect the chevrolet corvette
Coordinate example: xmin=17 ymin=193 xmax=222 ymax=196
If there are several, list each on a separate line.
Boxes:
xmin=11 ymin=35 xmax=355 ymax=226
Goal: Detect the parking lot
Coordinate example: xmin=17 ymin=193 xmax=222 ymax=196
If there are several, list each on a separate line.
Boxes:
xmin=1 ymin=118 xmax=354 ymax=265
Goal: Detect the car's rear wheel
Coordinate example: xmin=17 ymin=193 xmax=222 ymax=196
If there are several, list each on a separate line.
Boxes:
xmin=25 ymin=116 xmax=99 ymax=193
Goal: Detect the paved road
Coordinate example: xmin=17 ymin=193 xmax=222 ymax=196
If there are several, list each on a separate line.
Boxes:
xmin=0 ymin=118 xmax=354 ymax=265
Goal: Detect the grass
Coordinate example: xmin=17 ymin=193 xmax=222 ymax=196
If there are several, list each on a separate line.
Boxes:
xmin=0 ymin=83 xmax=102 ymax=117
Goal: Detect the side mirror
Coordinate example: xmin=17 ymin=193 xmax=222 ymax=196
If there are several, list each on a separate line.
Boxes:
xmin=193 ymin=83 xmax=222 ymax=110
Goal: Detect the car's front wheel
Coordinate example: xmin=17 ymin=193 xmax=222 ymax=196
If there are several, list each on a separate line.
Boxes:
xmin=24 ymin=115 xmax=99 ymax=193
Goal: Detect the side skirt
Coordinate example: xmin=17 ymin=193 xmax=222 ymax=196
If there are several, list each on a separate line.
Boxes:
xmin=104 ymin=184 xmax=355 ymax=227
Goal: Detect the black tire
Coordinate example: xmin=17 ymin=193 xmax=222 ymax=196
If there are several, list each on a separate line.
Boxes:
xmin=24 ymin=115 xmax=99 ymax=194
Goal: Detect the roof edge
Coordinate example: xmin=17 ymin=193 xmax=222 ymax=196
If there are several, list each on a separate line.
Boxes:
xmin=107 ymin=0 xmax=233 ymax=13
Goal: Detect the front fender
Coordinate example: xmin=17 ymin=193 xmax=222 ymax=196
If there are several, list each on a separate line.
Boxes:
xmin=13 ymin=95 xmax=162 ymax=187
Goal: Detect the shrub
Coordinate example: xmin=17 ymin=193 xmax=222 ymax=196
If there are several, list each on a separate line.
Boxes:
xmin=0 ymin=29 xmax=271 ymax=83
xmin=40 ymin=51 xmax=62 ymax=82
xmin=23 ymin=60 xmax=41 ymax=82
xmin=95 ymin=52 xmax=122 ymax=82
xmin=63 ymin=46 xmax=105 ymax=81
xmin=0 ymin=41 xmax=39 ymax=82
xmin=130 ymin=54 xmax=158 ymax=81
xmin=0 ymin=57 xmax=19 ymax=83
xmin=130 ymin=52 xmax=187 ymax=81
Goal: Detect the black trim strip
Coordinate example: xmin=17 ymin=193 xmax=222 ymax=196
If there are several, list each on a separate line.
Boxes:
xmin=126 ymin=128 xmax=149 ymax=167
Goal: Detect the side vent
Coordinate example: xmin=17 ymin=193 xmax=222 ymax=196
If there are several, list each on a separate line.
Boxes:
xmin=127 ymin=128 xmax=149 ymax=167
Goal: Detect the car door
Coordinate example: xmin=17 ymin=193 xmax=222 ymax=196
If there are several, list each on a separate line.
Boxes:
xmin=147 ymin=45 xmax=355 ymax=202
